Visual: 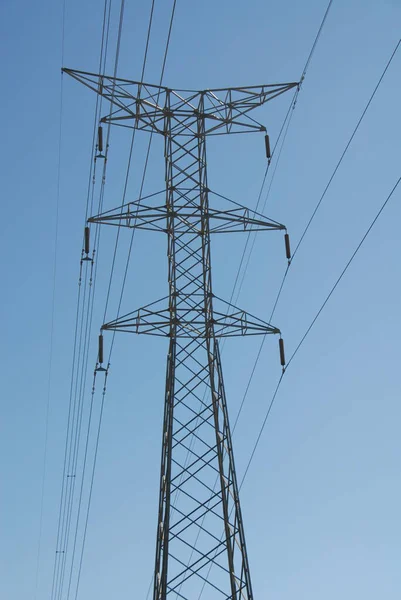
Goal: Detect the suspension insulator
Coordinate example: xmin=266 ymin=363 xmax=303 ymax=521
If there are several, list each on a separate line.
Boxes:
xmin=98 ymin=126 xmax=103 ymax=153
xmin=279 ymin=338 xmax=286 ymax=367
xmin=284 ymin=233 xmax=291 ymax=260
xmin=98 ymin=333 xmax=104 ymax=365
xmin=84 ymin=226 xmax=90 ymax=255
xmin=264 ymin=134 xmax=271 ymax=159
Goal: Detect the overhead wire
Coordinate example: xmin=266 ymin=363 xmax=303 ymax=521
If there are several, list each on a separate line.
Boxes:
xmin=57 ymin=2 xmax=127 ymax=599
xmin=106 ymin=0 xmax=177 ymax=355
xmin=59 ymin=0 xmax=176 ymax=599
xmin=61 ymin=4 xmax=179 ymax=600
xmin=55 ymin=115 xmax=113 ymax=598
xmin=52 ymin=0 xmax=134 ymax=593
xmin=50 ymin=263 xmax=86 ymax=600
xmin=107 ymin=6 xmax=179 ymax=600
xmin=71 ymin=370 xmax=108 ymax=600
xmin=34 ymin=3 xmax=66 ymax=599
xmin=197 ymin=171 xmax=401 ymax=599
xmin=56 ymin=154 xmax=110 ymax=599
xmin=300 ymin=0 xmax=333 ymax=83
xmin=102 ymin=0 xmax=156 ymax=323
xmin=50 ymin=2 xmax=115 ymax=599
xmin=239 ymin=173 xmax=401 ymax=489
xmin=270 ymin=36 xmax=401 ymax=321
xmin=57 ymin=256 xmax=100 ymax=599
xmin=230 ymin=34 xmax=401 ymax=437
xmin=85 ymin=2 xmax=179 ymax=597
xmin=48 ymin=0 xmax=172 ymax=595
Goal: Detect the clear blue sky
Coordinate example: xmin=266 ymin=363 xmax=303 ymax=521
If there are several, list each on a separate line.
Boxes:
xmin=0 ymin=1 xmax=400 ymax=599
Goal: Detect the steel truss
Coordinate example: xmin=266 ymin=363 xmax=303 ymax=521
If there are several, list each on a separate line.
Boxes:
xmin=64 ymin=68 xmax=297 ymax=600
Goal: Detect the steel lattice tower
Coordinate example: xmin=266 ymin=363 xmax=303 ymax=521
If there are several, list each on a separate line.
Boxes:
xmin=64 ymin=68 xmax=297 ymax=599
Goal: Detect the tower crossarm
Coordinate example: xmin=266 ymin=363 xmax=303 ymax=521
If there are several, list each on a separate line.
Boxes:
xmin=88 ymin=197 xmax=286 ymax=234
xmin=63 ymin=68 xmax=298 ymax=135
xmin=101 ymin=295 xmax=280 ymax=338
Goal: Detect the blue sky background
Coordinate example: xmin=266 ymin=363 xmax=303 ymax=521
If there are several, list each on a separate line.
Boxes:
xmin=0 ymin=1 xmax=400 ymax=599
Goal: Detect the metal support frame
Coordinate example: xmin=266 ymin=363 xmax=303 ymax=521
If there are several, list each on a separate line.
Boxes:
xmin=64 ymin=68 xmax=297 ymax=600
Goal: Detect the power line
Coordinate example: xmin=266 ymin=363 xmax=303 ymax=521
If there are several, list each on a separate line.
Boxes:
xmin=102 ymin=0 xmax=156 ymax=323
xmin=231 ymin=34 xmax=401 ymax=448
xmin=269 ymin=36 xmax=401 ymax=322
xmin=108 ymin=0 xmax=177 ymax=360
xmin=55 ymin=2 xmax=128 ymax=598
xmin=33 ymin=4 xmax=66 ymax=597
xmin=239 ymin=173 xmax=401 ymax=489
xmin=72 ymin=370 xmax=108 ymax=600
xmin=58 ymin=5 xmax=178 ymax=600
xmin=102 ymin=5 xmax=179 ymax=599
xmin=300 ymin=0 xmax=334 ymax=83
xmin=49 ymin=1 xmax=115 ymax=598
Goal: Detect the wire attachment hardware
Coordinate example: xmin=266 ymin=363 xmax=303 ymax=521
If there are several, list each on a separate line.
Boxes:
xmin=264 ymin=133 xmax=271 ymax=160
xmin=284 ymin=232 xmax=291 ymax=263
xmin=95 ymin=125 xmax=106 ymax=159
xmin=96 ymin=333 xmax=106 ymax=372
xmin=82 ymin=226 xmax=92 ymax=262
xmin=279 ymin=337 xmax=286 ymax=371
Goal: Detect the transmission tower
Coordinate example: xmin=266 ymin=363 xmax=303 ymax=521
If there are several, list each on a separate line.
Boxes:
xmin=64 ymin=68 xmax=297 ymax=599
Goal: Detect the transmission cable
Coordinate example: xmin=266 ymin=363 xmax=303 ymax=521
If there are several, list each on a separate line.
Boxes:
xmin=49 ymin=2 xmax=115 ymax=600
xmin=231 ymin=34 xmax=401 ymax=439
xmin=56 ymin=2 xmax=128 ymax=599
xmin=65 ymin=4 xmax=178 ymax=600
xmin=269 ymin=36 xmax=401 ymax=321
xmin=102 ymin=0 xmax=156 ymax=323
xmin=107 ymin=7 xmax=179 ymax=599
xmin=239 ymin=173 xmax=400 ymax=488
xmin=107 ymin=0 xmax=177 ymax=359
xmin=198 ymin=171 xmax=400 ymax=600
xmin=63 ymin=4 xmax=156 ymax=595
xmin=34 ymin=5 xmax=66 ymax=600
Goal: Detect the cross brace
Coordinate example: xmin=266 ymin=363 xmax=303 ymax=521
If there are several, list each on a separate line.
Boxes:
xmin=89 ymin=191 xmax=286 ymax=235
xmin=64 ymin=67 xmax=297 ymax=600
xmin=102 ymin=295 xmax=280 ymax=338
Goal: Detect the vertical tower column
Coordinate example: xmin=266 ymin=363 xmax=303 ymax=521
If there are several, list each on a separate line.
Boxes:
xmin=63 ymin=68 xmax=298 ymax=600
xmin=153 ymin=92 xmax=253 ymax=599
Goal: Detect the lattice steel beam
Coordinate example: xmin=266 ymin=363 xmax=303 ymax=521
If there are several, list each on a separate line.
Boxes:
xmin=64 ymin=68 xmax=297 ymax=600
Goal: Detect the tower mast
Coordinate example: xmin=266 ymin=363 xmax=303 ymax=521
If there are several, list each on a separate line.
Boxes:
xmin=64 ymin=68 xmax=297 ymax=599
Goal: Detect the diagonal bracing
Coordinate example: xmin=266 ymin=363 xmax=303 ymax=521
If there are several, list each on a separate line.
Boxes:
xmin=64 ymin=68 xmax=297 ymax=600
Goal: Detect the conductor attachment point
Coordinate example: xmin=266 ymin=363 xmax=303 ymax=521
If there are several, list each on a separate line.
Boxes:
xmin=96 ymin=333 xmax=106 ymax=372
xmin=264 ymin=134 xmax=271 ymax=160
xmin=95 ymin=125 xmax=106 ymax=159
xmin=284 ymin=232 xmax=291 ymax=262
xmin=279 ymin=337 xmax=286 ymax=371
